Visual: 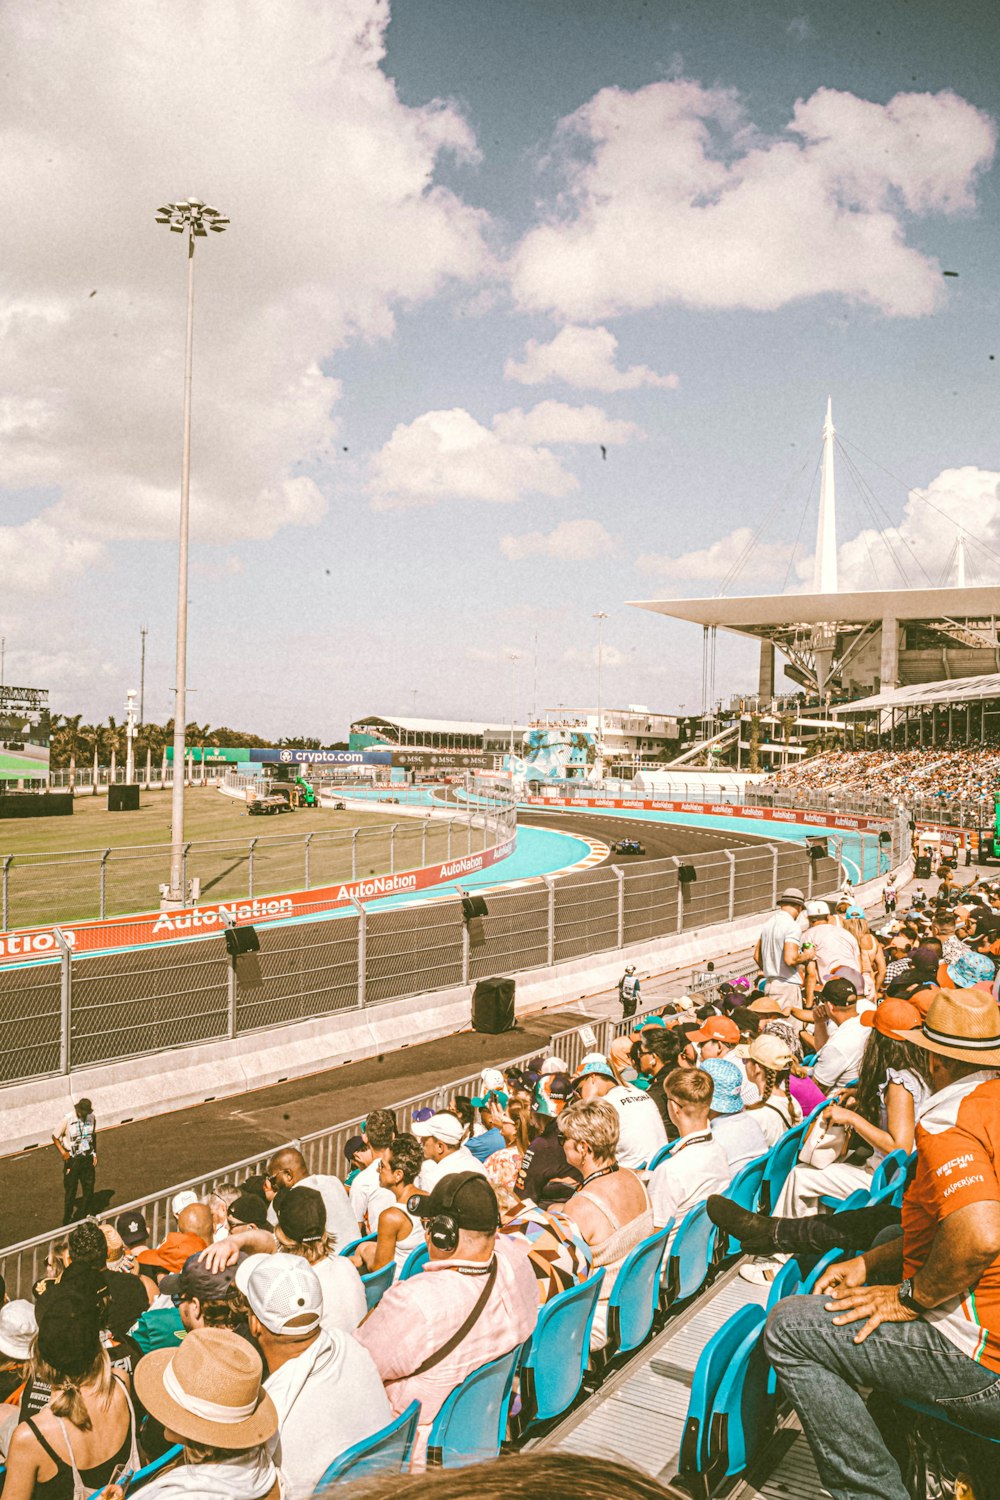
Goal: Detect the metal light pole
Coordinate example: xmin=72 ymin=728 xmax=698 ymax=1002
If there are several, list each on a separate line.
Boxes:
xmin=593 ymin=611 xmax=608 ymax=779
xmin=125 ymin=690 xmax=138 ymax=784
xmin=508 ymin=652 xmax=521 ymax=766
xmin=155 ymin=198 xmax=229 ymax=904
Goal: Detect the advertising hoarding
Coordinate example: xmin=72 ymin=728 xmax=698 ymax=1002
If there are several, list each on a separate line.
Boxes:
xmin=0 ymin=685 xmax=50 ymax=784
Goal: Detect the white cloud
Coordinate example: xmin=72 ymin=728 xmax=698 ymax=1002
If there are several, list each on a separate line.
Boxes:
xmin=0 ymin=0 xmax=490 ymax=560
xmin=504 ymin=325 xmax=679 ymax=392
xmin=369 ymin=401 xmax=640 ymax=509
xmin=0 ymin=517 xmax=104 ymax=594
xmin=510 ymin=81 xmax=996 ymax=320
xmin=562 ymin=644 xmax=628 ymax=668
xmin=500 ymin=518 xmax=617 ymax=562
xmin=635 ymin=527 xmax=792 ymax=584
xmin=493 ymin=401 xmax=641 ymax=446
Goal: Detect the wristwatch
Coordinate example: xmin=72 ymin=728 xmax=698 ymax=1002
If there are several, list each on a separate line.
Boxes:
xmin=898 ymin=1277 xmax=923 ymax=1314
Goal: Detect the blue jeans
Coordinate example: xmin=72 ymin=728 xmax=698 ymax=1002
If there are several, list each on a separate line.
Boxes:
xmin=765 ymin=1293 xmax=1000 ymax=1500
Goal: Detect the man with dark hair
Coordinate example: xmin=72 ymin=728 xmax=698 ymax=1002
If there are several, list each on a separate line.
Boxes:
xmin=65 ymin=1219 xmax=148 ymax=1348
xmin=349 ymin=1108 xmax=398 ymax=1230
xmin=266 ymin=1146 xmax=357 ymax=1248
xmin=53 ymin=1098 xmax=97 ymax=1224
xmin=811 ymin=977 xmax=868 ymax=1094
xmin=635 ymin=1028 xmax=683 ymax=1130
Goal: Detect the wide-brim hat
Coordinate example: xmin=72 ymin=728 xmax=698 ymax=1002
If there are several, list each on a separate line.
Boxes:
xmin=892 ymin=989 xmax=1000 ymax=1066
xmin=134 ymin=1327 xmax=277 ymax=1449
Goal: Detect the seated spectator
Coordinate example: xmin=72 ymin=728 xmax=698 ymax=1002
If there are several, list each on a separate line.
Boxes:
xmin=158 ymin=1252 xmax=245 ymax=1335
xmin=464 ymin=1088 xmax=510 ymax=1164
xmin=65 ymin=1220 xmax=149 ymax=1349
xmin=149 ymin=1203 xmax=214 ymax=1274
xmin=351 ymin=1134 xmax=427 ymax=1274
xmin=635 ymin=1028 xmax=684 ymax=1133
xmin=558 ymin=1100 xmax=654 ymax=1348
xmin=881 ymin=933 xmax=913 ymax=988
xmin=116 ymin=1212 xmax=167 ymax=1282
xmin=208 ymin=1184 xmax=242 ymax=1243
xmin=354 ymin=1173 xmax=538 ymax=1467
xmin=101 ymin=1224 xmax=158 ymax=1303
xmin=265 ymin=1146 xmax=357 ymax=1250
xmin=886 ymin=942 xmax=941 ymax=999
xmin=349 ymin=1109 xmax=398 ymax=1231
xmin=0 ymin=1302 xmax=36 ymax=1459
xmin=810 ymin=977 xmax=869 ymax=1092
xmin=235 ymin=1254 xmax=392 ymax=1499
xmin=744 ymin=1034 xmax=803 ymax=1146
xmin=514 ymin=1086 xmax=582 ymax=1207
xmin=272 ymin=1185 xmax=366 ymax=1334
xmin=608 ymin=1015 xmax=667 ymax=1086
xmin=171 ymin=1191 xmax=199 ymax=1221
xmin=534 ymin=1057 xmax=571 ymax=1114
xmin=702 ymin=1058 xmax=768 ymax=1173
xmin=5 ymin=1277 xmax=140 ymax=1496
xmin=568 ymin=1056 xmax=667 ymax=1169
xmin=482 ymin=1098 xmax=533 ymax=1214
xmin=229 ymin=1193 xmax=271 ymax=1233
xmin=321 ymin=1448 xmax=696 ymax=1499
xmin=498 ymin=1200 xmax=592 ymax=1304
xmin=131 ymin=1327 xmax=279 ymax=1498
xmin=940 ymin=949 xmax=996 ymax=995
xmin=412 ymin=1111 xmax=488 ymax=1191
xmin=685 ymin=1014 xmax=758 ymax=1103
xmin=344 ymin=1134 xmax=372 ymax=1187
xmin=648 ymin=1069 xmax=731 ymax=1235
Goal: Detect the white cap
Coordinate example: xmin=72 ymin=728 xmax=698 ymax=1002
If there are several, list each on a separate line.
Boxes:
xmin=172 ymin=1191 xmax=199 ymax=1217
xmin=579 ymin=1052 xmax=607 ymax=1069
xmin=0 ymin=1301 xmax=36 ymax=1361
xmin=539 ymin=1056 xmax=568 ymax=1076
xmin=805 ymin=901 xmax=831 ymax=918
xmin=479 ymin=1068 xmax=506 ymax=1092
xmin=411 ymin=1111 xmax=465 ymax=1146
xmin=234 ymin=1253 xmax=323 ymax=1336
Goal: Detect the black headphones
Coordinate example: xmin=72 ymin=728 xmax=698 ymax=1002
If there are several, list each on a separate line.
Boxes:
xmin=427 ymin=1213 xmax=461 ymax=1253
xmin=409 ymin=1172 xmax=500 ymax=1254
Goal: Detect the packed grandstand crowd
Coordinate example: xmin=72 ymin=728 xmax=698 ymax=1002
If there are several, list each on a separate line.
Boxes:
xmin=6 ymin=868 xmax=1000 ymax=1495
xmin=770 ymin=743 xmax=1000 ymax=805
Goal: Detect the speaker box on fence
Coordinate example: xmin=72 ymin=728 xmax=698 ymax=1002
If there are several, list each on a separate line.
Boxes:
xmin=472 ymin=975 xmax=516 ymax=1034
xmin=914 ymin=855 xmax=932 ymax=880
xmin=461 ymin=895 xmax=489 ymax=921
xmin=806 ymin=837 xmax=827 ymax=859
xmin=108 ymin=784 xmax=140 ymax=812
xmin=0 ymin=793 xmax=73 ymax=819
xmin=677 ymin=863 xmax=698 ymax=885
xmin=224 ymin=924 xmax=260 ymax=959
xmin=878 ymin=830 xmax=892 ymax=845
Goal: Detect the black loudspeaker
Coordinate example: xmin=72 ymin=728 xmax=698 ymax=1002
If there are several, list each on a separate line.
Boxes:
xmin=224 ymin=925 xmax=261 ymax=958
xmin=461 ymin=895 xmax=489 ymax=921
xmin=108 ymin=784 xmax=140 ymax=812
xmin=878 ymin=830 xmax=892 ymax=844
xmin=806 ymin=837 xmax=827 ymax=859
xmin=472 ymin=976 xmax=516 ymax=1034
xmin=677 ymin=863 xmax=698 ymax=885
xmin=914 ymin=856 xmax=932 ymax=879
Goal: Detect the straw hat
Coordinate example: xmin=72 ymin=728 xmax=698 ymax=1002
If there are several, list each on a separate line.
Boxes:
xmin=892 ymin=989 xmax=1000 ymax=1067
xmin=134 ymin=1327 xmax=277 ymax=1450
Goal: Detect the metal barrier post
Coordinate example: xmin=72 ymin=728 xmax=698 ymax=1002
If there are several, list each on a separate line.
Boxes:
xmin=807 ymin=849 xmax=815 ymax=900
xmin=389 ymin=825 xmax=397 ymax=874
xmin=226 ymin=946 xmax=238 ymax=1039
xmin=544 ymin=876 xmax=555 ymax=967
xmin=352 ymin=829 xmax=358 ymax=880
xmin=725 ymin=849 xmax=736 ymax=919
xmin=1 ymin=855 xmax=11 ymax=931
xmin=182 ymin=842 xmax=190 ymax=897
xmin=612 ymin=864 xmax=624 ymax=948
xmin=421 ymin=821 xmax=427 ymax=865
xmin=304 ymin=832 xmax=313 ymax=890
xmin=54 ymin=928 xmax=72 ymax=1075
xmin=248 ymin=837 xmax=258 ymax=898
xmin=456 ymin=887 xmax=470 ymax=985
xmin=351 ymin=896 xmax=367 ymax=1008
xmin=99 ymin=849 xmax=110 ymax=920
xmin=671 ymin=856 xmax=684 ymax=932
xmin=832 ymin=835 xmax=845 ymax=889
xmin=768 ymin=844 xmax=779 ymax=907
xmin=447 ymin=821 xmax=453 ymax=860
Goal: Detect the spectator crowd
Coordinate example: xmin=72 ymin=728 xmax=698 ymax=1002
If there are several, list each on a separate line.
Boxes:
xmin=8 ymin=857 xmax=1000 ymax=1496
xmin=770 ymin=744 xmax=1000 ymax=807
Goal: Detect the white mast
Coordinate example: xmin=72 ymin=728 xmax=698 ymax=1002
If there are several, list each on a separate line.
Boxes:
xmin=813 ymin=397 xmax=838 ymax=594
xmin=956 ymin=531 xmax=966 ymax=587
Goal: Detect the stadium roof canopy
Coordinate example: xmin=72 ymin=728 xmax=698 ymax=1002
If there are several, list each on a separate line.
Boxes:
xmin=628 ymin=585 xmax=1000 ymax=636
xmin=835 ymin=673 xmax=1000 ymax=714
xmin=353 ymin=715 xmax=527 ymax=735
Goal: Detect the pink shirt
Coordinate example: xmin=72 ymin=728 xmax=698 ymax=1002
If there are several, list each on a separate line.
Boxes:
xmin=354 ymin=1235 xmax=538 ymax=1466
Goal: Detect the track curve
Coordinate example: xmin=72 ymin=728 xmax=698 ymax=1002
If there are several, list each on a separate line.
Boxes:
xmin=516 ymin=806 xmax=769 ymax=864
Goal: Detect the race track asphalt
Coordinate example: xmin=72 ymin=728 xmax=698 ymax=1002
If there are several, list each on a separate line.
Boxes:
xmin=516 ymin=806 xmax=767 ymax=860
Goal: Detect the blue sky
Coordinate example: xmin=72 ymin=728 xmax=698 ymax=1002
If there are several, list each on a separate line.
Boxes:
xmin=2 ymin=0 xmax=998 ymax=736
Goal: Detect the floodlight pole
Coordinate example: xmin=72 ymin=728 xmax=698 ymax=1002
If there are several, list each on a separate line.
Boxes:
xmin=593 ymin=610 xmax=608 ymax=780
xmin=155 ymin=199 xmax=228 ymax=905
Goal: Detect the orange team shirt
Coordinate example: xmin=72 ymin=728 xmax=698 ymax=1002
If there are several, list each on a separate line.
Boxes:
xmin=902 ymin=1070 xmax=1000 ymax=1374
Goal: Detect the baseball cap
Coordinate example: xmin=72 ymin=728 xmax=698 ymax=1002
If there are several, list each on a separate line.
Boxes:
xmin=344 ymin=1134 xmax=366 ymax=1165
xmin=116 ymin=1212 xmax=149 ymax=1248
xmin=410 ymin=1108 xmax=434 ymax=1124
xmin=470 ymin=1089 xmax=510 ymax=1109
xmin=411 ymin=1112 xmax=465 ymax=1146
xmin=160 ymin=1252 xmax=242 ymax=1303
xmin=479 ymin=1068 xmax=506 ymax=1092
xmin=845 ymin=906 xmax=865 ymax=919
xmin=172 ymin=1191 xmax=199 ymax=1218
xmin=820 ymin=977 xmax=859 ymax=1007
xmin=700 ymin=1058 xmax=744 ymax=1115
xmin=570 ymin=1057 xmax=616 ymax=1086
xmin=0 ymin=1301 xmax=37 ymax=1361
xmin=235 ymin=1254 xmax=323 ymax=1337
xmin=407 ymin=1171 xmax=501 ymax=1233
xmin=806 ymin=900 xmax=831 ymax=918
xmin=634 ymin=1015 xmax=667 ymax=1031
xmin=861 ymin=998 xmax=922 ymax=1037
xmin=228 ymin=1194 xmax=270 ymax=1230
xmin=539 ymin=1056 xmax=568 ymax=1076
xmin=687 ymin=1015 xmax=740 ymax=1047
xmin=274 ymin=1186 xmax=326 ymax=1244
xmin=746 ymin=1033 xmax=796 ymax=1071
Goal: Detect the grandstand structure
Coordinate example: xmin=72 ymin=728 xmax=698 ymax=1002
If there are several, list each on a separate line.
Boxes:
xmin=631 ymin=400 xmax=1000 ymax=762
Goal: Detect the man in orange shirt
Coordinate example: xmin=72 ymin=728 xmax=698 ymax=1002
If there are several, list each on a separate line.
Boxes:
xmin=766 ymin=989 xmax=1000 ymax=1500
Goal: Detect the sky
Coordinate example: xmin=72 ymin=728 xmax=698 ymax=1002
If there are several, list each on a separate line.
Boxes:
xmin=2 ymin=0 xmax=999 ymax=737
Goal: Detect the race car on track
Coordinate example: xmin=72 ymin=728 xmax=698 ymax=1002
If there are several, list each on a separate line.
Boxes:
xmin=609 ymin=837 xmax=645 ymax=855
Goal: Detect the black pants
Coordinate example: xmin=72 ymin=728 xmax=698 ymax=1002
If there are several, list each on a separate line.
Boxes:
xmin=63 ymin=1154 xmax=95 ymax=1224
xmin=775 ymin=1201 xmax=901 ymax=1256
xmin=621 ymin=993 xmax=637 ymax=1018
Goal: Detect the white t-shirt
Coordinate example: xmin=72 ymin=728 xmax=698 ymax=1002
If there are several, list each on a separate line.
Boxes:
xmin=606 ymin=1085 xmax=668 ymax=1169
xmin=309 ymin=1253 xmax=367 ymax=1335
xmin=710 ymin=1112 xmax=769 ymax=1174
xmin=415 ymin=1144 xmax=488 ymax=1193
xmin=349 ymin=1159 xmax=385 ymax=1232
xmin=267 ymin=1174 xmax=358 ymax=1253
xmin=813 ymin=1013 xmax=869 ymax=1091
xmin=366 ymin=1190 xmax=426 ymax=1270
xmin=648 ymin=1131 xmax=732 ymax=1231
xmin=55 ymin=1113 xmax=96 ymax=1157
xmin=747 ymin=1092 xmax=802 ymax=1149
xmin=758 ymin=909 xmax=802 ymax=984
xmin=264 ymin=1327 xmax=393 ymax=1500
xmin=808 ymin=924 xmax=863 ymax=985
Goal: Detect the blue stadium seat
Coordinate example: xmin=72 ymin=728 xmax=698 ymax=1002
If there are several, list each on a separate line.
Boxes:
xmin=312 ymin=1400 xmax=420 ymax=1490
xmin=800 ymin=1249 xmax=850 ymax=1293
xmin=764 ymin=1255 xmax=807 ymax=1311
xmin=757 ymin=1120 xmax=809 ymax=1215
xmin=715 ymin=1152 xmax=769 ymax=1258
xmin=339 ymin=1233 xmax=375 ymax=1258
xmin=678 ymin=1304 xmax=766 ymax=1478
xmin=707 ymin=1309 xmax=775 ymax=1479
xmin=871 ymin=1148 xmax=912 ymax=1195
xmin=606 ymin=1225 xmax=673 ymax=1357
xmin=648 ymin=1139 xmax=680 ymax=1172
xmin=400 ymin=1244 xmax=428 ymax=1280
xmin=517 ymin=1269 xmax=605 ymax=1431
xmin=87 ymin=1443 xmax=183 ymax=1498
xmin=425 ymin=1344 xmax=524 ymax=1467
xmin=361 ymin=1258 xmax=396 ymax=1310
xmin=664 ymin=1203 xmax=717 ymax=1307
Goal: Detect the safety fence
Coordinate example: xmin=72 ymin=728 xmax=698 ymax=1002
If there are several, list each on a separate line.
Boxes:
xmin=0 ymin=837 xmax=836 ymax=1090
xmin=0 ymin=992 xmax=721 ymax=1299
xmin=0 ymin=815 xmax=482 ymax=933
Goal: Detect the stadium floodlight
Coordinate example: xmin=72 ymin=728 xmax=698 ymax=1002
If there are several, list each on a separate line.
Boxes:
xmin=155 ymin=195 xmax=229 ymax=907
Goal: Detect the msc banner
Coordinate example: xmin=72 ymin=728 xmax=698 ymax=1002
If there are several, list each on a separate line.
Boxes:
xmin=0 ymin=834 xmax=517 ymax=966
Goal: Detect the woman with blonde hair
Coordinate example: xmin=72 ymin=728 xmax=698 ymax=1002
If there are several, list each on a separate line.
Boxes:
xmin=3 ymin=1275 xmax=139 ymax=1500
xmin=844 ymin=907 xmax=886 ymax=1000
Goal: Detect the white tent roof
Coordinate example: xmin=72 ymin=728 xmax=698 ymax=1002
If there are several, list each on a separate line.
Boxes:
xmin=836 ymin=673 xmax=1000 ymax=714
xmin=353 ymin=715 xmax=527 ymax=735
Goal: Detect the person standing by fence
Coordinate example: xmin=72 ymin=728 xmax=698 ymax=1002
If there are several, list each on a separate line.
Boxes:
xmin=618 ymin=964 xmax=640 ymax=1018
xmin=53 ymin=1098 xmax=97 ymax=1225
